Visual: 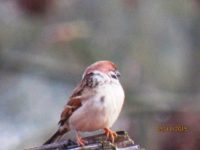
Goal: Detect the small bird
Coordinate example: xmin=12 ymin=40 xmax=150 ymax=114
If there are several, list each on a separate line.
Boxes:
xmin=44 ymin=60 xmax=125 ymax=145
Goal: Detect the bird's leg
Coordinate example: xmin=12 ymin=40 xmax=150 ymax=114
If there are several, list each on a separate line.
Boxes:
xmin=75 ymin=132 xmax=87 ymax=146
xmin=103 ymin=128 xmax=118 ymax=143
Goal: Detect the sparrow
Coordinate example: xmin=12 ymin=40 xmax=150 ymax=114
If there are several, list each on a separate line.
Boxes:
xmin=44 ymin=60 xmax=125 ymax=145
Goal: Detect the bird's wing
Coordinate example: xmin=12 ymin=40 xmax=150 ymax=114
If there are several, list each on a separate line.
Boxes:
xmin=59 ymin=96 xmax=82 ymax=126
xmin=58 ymin=73 xmax=93 ymax=126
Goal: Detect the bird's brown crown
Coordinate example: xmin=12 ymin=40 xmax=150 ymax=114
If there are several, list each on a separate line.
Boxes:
xmin=83 ymin=60 xmax=117 ymax=76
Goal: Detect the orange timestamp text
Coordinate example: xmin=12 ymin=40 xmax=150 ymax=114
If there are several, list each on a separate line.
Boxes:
xmin=158 ymin=124 xmax=189 ymax=132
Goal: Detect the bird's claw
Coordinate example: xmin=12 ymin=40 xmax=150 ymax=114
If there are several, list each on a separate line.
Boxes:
xmin=76 ymin=135 xmax=87 ymax=146
xmin=104 ymin=128 xmax=118 ymax=143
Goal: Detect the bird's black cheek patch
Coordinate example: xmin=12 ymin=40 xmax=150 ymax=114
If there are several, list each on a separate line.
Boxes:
xmin=100 ymin=96 xmax=105 ymax=103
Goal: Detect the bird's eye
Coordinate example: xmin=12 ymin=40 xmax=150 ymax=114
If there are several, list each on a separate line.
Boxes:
xmin=88 ymin=72 xmax=94 ymax=76
xmin=111 ymin=74 xmax=117 ymax=79
xmin=110 ymin=70 xmax=120 ymax=80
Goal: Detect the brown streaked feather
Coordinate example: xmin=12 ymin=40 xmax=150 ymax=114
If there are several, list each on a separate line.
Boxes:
xmin=58 ymin=79 xmax=85 ymax=126
xmin=58 ymin=72 xmax=94 ymax=126
xmin=59 ymin=96 xmax=82 ymax=126
xmin=70 ymin=83 xmax=85 ymax=98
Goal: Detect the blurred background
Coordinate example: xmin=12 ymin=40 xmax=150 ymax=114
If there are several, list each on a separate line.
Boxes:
xmin=0 ymin=0 xmax=200 ymax=150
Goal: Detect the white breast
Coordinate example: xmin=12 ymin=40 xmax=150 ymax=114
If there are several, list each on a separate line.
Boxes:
xmin=68 ymin=82 xmax=124 ymax=132
xmin=100 ymin=82 xmax=124 ymax=127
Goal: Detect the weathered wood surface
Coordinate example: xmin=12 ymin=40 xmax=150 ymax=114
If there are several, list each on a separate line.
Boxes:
xmin=25 ymin=131 xmax=140 ymax=150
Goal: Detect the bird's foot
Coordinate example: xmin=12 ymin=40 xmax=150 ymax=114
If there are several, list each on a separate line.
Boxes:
xmin=104 ymin=128 xmax=118 ymax=143
xmin=76 ymin=134 xmax=87 ymax=146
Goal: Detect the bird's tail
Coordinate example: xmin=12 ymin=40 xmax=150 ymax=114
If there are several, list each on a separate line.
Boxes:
xmin=43 ymin=129 xmax=69 ymax=145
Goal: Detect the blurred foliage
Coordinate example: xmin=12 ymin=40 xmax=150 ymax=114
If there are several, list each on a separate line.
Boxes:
xmin=0 ymin=0 xmax=200 ymax=150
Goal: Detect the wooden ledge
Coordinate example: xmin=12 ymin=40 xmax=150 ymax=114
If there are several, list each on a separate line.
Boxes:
xmin=25 ymin=131 xmax=140 ymax=150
